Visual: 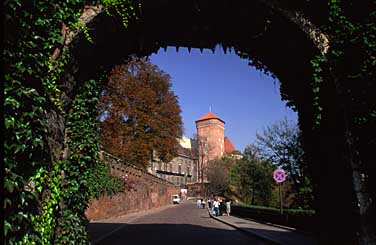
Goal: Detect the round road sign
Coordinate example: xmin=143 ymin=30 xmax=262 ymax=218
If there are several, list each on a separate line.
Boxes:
xmin=273 ymin=169 xmax=286 ymax=183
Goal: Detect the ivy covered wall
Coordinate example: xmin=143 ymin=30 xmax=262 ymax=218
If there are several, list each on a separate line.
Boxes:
xmin=4 ymin=0 xmax=375 ymax=244
xmin=4 ymin=0 xmax=139 ymax=244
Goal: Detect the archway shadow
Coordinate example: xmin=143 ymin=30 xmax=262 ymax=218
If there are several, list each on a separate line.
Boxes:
xmin=88 ymin=223 xmax=275 ymax=245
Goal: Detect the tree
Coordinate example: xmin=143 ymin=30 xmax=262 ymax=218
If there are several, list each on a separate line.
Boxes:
xmin=230 ymin=147 xmax=275 ymax=206
xmin=242 ymin=144 xmax=261 ymax=160
xmin=254 ymin=118 xmax=313 ymax=208
xmin=207 ymin=159 xmax=231 ymax=196
xmin=99 ymin=57 xmax=183 ymax=168
xmin=193 ymin=134 xmax=216 ymax=183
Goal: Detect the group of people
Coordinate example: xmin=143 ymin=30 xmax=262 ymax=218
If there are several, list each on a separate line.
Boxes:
xmin=196 ymin=198 xmax=206 ymax=209
xmin=197 ymin=197 xmax=231 ymax=216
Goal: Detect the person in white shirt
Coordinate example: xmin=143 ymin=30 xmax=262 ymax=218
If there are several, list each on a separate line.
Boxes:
xmin=197 ymin=199 xmax=201 ymax=208
xmin=213 ymin=199 xmax=220 ymax=216
xmin=211 ymin=199 xmax=216 ymax=215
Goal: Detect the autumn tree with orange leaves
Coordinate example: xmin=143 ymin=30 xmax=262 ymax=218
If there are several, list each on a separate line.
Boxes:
xmin=99 ymin=57 xmax=183 ymax=168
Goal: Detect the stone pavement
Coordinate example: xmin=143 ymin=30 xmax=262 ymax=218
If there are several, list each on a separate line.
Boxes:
xmin=208 ymin=210 xmax=318 ymax=245
xmin=89 ymin=201 xmax=270 ymax=245
xmin=89 ymin=204 xmax=176 ymax=243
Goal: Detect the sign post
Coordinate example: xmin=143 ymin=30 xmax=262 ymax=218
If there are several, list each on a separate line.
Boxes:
xmin=273 ymin=169 xmax=286 ymax=215
xmin=279 ymin=182 xmax=283 ymax=215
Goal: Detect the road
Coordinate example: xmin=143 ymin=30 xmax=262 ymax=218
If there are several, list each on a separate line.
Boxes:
xmin=88 ymin=201 xmax=271 ymax=245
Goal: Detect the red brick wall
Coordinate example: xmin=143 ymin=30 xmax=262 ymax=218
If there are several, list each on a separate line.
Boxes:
xmin=85 ymin=152 xmax=180 ymax=221
xmin=196 ymin=118 xmax=225 ymax=182
xmin=196 ymin=118 xmax=225 ymax=161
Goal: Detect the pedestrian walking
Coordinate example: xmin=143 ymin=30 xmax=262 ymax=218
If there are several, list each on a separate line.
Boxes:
xmin=201 ymin=199 xmax=206 ymax=209
xmin=214 ymin=199 xmax=220 ymax=216
xmin=197 ymin=198 xmax=201 ymax=208
xmin=226 ymin=199 xmax=231 ymax=216
xmin=211 ymin=199 xmax=216 ymax=215
xmin=219 ymin=198 xmax=225 ymax=216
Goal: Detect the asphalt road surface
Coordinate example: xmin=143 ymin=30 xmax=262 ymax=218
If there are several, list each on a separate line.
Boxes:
xmin=88 ymin=201 xmax=271 ymax=245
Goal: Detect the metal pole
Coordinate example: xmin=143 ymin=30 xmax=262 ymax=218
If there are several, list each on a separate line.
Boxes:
xmin=279 ymin=182 xmax=283 ymax=215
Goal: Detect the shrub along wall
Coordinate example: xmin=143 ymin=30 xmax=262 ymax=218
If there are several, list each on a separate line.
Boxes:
xmin=231 ymin=204 xmax=317 ymax=233
xmin=85 ymin=152 xmax=180 ymax=220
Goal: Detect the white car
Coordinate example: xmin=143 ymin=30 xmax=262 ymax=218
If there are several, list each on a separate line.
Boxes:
xmin=173 ymin=194 xmax=180 ymax=204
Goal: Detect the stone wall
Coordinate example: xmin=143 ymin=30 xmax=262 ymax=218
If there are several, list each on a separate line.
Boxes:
xmin=85 ymin=152 xmax=180 ymax=221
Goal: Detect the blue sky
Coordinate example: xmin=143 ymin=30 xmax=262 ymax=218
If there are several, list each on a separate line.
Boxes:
xmin=150 ymin=45 xmax=297 ymax=152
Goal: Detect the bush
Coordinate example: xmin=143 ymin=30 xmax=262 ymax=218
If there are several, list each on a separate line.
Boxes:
xmin=231 ymin=204 xmax=316 ymax=232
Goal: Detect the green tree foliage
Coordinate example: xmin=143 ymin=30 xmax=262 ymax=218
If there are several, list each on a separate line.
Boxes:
xmin=254 ymin=118 xmax=313 ymax=208
xmin=99 ymin=57 xmax=183 ymax=168
xmin=230 ymin=152 xmax=275 ymax=206
xmin=207 ymin=158 xmax=233 ymax=196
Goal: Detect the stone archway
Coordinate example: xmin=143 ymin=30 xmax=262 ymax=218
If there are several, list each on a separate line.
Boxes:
xmin=49 ymin=1 xmax=373 ymax=244
xmin=57 ymin=0 xmax=327 ymax=161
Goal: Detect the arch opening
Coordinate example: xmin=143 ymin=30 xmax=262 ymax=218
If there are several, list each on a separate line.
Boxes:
xmin=54 ymin=1 xmax=369 ymax=243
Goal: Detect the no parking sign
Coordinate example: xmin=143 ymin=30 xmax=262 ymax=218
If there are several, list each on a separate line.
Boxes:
xmin=273 ymin=169 xmax=286 ymax=183
xmin=274 ymin=169 xmax=286 ymax=214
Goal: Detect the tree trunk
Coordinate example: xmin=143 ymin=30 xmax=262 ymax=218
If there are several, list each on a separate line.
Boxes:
xmin=343 ymin=116 xmax=375 ymax=244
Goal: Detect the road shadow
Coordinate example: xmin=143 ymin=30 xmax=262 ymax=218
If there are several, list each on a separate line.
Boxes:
xmin=88 ymin=223 xmax=273 ymax=245
xmin=239 ymin=226 xmax=318 ymax=245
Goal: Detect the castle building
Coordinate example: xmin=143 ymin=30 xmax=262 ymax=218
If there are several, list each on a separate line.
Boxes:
xmin=148 ymin=112 xmax=240 ymax=186
xmin=148 ymin=137 xmax=198 ymax=186
xmin=195 ymin=112 xmax=225 ymax=182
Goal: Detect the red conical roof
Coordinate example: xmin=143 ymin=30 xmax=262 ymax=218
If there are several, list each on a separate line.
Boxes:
xmin=224 ymin=136 xmax=235 ymax=154
xmin=195 ymin=112 xmax=225 ymax=123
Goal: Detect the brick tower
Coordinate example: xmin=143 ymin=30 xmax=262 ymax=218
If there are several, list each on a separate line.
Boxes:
xmin=195 ymin=112 xmax=225 ymax=182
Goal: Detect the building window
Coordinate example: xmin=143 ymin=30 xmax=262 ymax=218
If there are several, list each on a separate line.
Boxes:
xmin=178 ymin=164 xmax=182 ymax=174
xmin=187 ymin=163 xmax=190 ymax=175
